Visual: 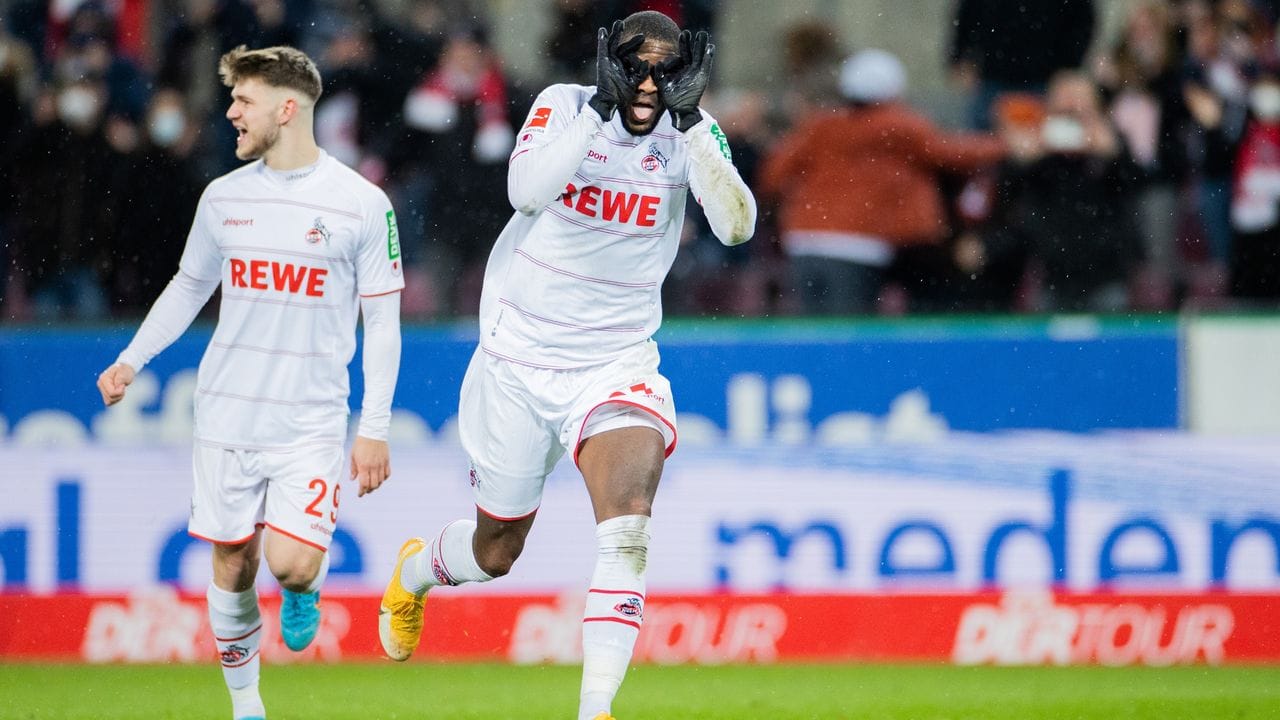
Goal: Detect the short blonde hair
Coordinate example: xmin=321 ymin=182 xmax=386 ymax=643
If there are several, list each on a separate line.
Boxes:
xmin=218 ymin=45 xmax=322 ymax=103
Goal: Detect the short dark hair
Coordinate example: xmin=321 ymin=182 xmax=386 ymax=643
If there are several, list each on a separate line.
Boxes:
xmin=218 ymin=45 xmax=323 ymax=103
xmin=621 ymin=10 xmax=680 ymax=49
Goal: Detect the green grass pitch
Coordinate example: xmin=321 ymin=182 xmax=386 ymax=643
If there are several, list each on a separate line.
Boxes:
xmin=2 ymin=662 xmax=1279 ymax=719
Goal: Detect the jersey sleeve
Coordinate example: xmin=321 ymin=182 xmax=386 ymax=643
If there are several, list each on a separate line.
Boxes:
xmin=177 ymin=186 xmax=225 ymax=281
xmin=507 ymin=84 xmax=604 ymax=214
xmin=355 ymin=188 xmax=406 ymax=297
xmin=686 ymin=113 xmax=757 ymax=246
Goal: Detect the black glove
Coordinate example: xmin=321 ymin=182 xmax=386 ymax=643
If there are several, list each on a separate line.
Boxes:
xmin=588 ymin=21 xmax=649 ymax=122
xmin=654 ymin=30 xmax=714 ymax=132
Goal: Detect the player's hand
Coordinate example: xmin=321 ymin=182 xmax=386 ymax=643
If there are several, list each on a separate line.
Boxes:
xmin=351 ymin=435 xmax=391 ymax=497
xmin=96 ymin=362 xmax=136 ymax=406
xmin=588 ymin=20 xmax=649 ymax=122
xmin=653 ymin=29 xmax=714 ymax=132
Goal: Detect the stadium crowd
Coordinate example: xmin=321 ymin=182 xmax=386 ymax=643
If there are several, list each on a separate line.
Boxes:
xmin=2 ymin=0 xmax=1280 ymax=321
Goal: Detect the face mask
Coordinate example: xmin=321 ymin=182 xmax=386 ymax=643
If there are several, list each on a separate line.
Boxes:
xmin=1250 ymin=85 xmax=1280 ymax=121
xmin=148 ymin=109 xmax=186 ymax=147
xmin=57 ymin=87 xmax=101 ymax=128
xmin=1041 ymin=115 xmax=1087 ymax=152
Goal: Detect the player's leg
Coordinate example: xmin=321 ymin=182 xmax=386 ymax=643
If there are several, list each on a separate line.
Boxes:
xmin=575 ymin=423 xmax=665 ymax=720
xmin=260 ymin=445 xmax=344 ymax=652
xmin=209 ymin=536 xmax=266 ymax=720
xmin=191 ymin=446 xmax=270 ymax=720
xmin=262 ymin=529 xmax=328 ymax=651
xmin=566 ymin=351 xmax=677 ymax=720
xmin=379 ymin=349 xmax=556 ymax=661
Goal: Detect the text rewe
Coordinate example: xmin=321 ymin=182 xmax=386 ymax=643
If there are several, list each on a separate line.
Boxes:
xmin=229 ymin=258 xmax=328 ymax=297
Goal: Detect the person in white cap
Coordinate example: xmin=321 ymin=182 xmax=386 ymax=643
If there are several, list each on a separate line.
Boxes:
xmin=760 ymin=48 xmax=1006 ymax=314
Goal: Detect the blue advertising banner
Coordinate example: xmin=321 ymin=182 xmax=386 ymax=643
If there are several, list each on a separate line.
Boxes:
xmin=0 ymin=316 xmax=1178 ymax=444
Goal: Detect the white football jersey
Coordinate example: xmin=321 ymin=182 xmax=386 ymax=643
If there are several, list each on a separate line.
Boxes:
xmin=481 ymin=83 xmax=703 ymax=369
xmin=179 ymin=151 xmax=403 ymax=450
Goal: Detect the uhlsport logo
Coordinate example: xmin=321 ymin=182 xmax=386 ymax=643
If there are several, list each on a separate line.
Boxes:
xmin=305 ymin=217 xmax=330 ymax=245
xmin=614 ymin=596 xmax=643 ymax=619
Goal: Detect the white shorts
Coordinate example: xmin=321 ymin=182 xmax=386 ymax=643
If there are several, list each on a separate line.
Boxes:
xmin=459 ymin=341 xmax=678 ymax=520
xmin=188 ymin=443 xmax=345 ymax=551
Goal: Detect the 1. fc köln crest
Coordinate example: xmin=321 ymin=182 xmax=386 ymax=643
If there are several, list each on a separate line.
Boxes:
xmin=306 ymin=217 xmax=331 ymax=245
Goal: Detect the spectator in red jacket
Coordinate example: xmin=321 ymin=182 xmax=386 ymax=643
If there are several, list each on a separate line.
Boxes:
xmin=759 ymin=49 xmax=1005 ymax=315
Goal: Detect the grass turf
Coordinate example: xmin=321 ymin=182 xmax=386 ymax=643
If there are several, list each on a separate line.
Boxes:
xmin=1 ymin=662 xmax=1279 ymax=719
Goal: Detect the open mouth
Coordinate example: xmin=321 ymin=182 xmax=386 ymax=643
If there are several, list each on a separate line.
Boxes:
xmin=630 ymin=101 xmax=657 ymax=124
xmin=234 ymin=126 xmax=247 ymax=144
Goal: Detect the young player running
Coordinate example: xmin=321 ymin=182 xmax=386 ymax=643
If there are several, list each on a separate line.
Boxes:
xmin=95 ymin=46 xmax=403 ymax=720
xmin=377 ymin=11 xmax=755 ymax=720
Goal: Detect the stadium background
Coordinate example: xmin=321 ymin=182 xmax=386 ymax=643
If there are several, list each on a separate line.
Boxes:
xmin=2 ymin=0 xmax=1280 ymax=716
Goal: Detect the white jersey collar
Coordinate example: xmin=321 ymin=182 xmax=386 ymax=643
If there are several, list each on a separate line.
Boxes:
xmin=259 ymin=149 xmax=328 ymax=188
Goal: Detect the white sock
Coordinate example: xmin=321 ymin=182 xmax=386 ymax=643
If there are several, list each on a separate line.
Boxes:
xmin=207 ymin=583 xmax=265 ymax=719
xmin=579 ymin=515 xmax=650 ymax=720
xmin=401 ymin=519 xmax=493 ymax=594
xmin=304 ymin=551 xmax=330 ymax=594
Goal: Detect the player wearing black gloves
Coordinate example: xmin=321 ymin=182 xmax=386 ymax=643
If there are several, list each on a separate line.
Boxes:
xmin=655 ymin=30 xmax=715 ymax=132
xmin=377 ymin=10 xmax=755 ymax=720
xmin=587 ymin=19 xmax=715 ymax=137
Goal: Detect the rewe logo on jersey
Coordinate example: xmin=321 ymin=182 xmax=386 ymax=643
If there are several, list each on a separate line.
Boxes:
xmin=229 ymin=257 xmax=328 ymax=297
xmin=560 ymin=183 xmax=660 ymax=227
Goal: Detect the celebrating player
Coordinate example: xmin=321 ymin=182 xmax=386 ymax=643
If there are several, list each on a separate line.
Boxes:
xmin=376 ymin=11 xmax=755 ymax=720
xmin=95 ymin=46 xmax=403 ymax=720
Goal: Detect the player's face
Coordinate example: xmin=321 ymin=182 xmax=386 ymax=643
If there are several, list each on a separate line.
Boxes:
xmin=225 ymin=78 xmax=283 ymax=161
xmin=621 ymin=42 xmax=677 ymax=137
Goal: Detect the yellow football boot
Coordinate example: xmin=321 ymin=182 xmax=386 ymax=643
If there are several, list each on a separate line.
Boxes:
xmin=378 ymin=537 xmax=428 ymax=661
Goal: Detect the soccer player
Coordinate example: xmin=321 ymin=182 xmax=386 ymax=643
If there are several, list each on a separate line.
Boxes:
xmin=377 ymin=11 xmax=755 ymax=720
xmin=95 ymin=46 xmax=403 ymax=720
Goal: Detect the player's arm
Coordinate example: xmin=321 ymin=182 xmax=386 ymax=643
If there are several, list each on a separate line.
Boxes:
xmin=350 ymin=196 xmax=405 ymax=497
xmin=686 ymin=120 xmax=757 ymax=247
xmin=351 ymin=290 xmax=400 ymax=497
xmin=508 ymin=22 xmax=648 ymax=215
xmin=97 ymin=190 xmax=222 ymax=406
xmin=655 ymin=30 xmax=757 ymax=246
xmin=507 ymin=95 xmax=601 ymax=215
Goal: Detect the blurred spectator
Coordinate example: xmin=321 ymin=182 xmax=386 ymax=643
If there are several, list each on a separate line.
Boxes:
xmin=0 ymin=19 xmax=39 ymax=310
xmin=399 ymin=26 xmax=514 ymax=316
xmin=1003 ymin=71 xmax=1144 ymax=312
xmin=758 ymin=50 xmax=1004 ymax=315
xmin=12 ymin=77 xmax=116 ymax=320
xmin=949 ymin=0 xmax=1095 ymax=129
xmin=108 ymin=88 xmax=203 ymax=313
xmin=545 ymin=0 xmax=602 ymax=83
xmin=64 ymin=29 xmax=149 ymax=120
xmin=156 ymin=0 xmax=260 ymax=177
xmin=905 ymin=94 xmax=1046 ymax=313
xmin=778 ymin=20 xmax=842 ymax=124
xmin=1181 ymin=0 xmax=1256 ymax=279
xmin=1097 ymin=0 xmax=1179 ymax=309
xmin=1229 ymin=67 xmax=1280 ymax=299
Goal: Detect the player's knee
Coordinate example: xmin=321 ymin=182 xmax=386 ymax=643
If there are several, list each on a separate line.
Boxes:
xmin=474 ymin=535 xmax=524 ymax=578
xmin=271 ymin=558 xmax=319 ymax=592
